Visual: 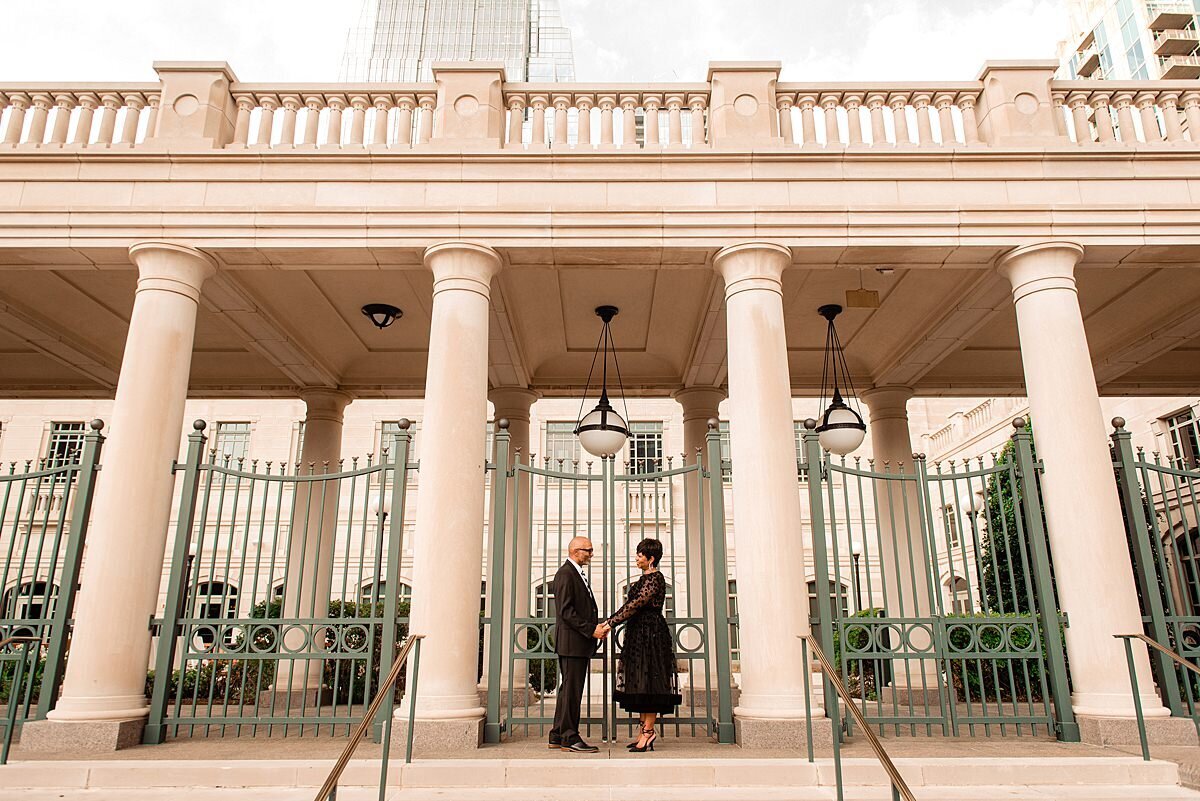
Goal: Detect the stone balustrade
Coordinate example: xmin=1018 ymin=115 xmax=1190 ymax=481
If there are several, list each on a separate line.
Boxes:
xmin=500 ymin=84 xmax=711 ymax=149
xmin=0 ymin=86 xmax=159 ymax=147
xmin=774 ymin=83 xmax=983 ymax=147
xmin=1051 ymin=80 xmax=1200 ymax=145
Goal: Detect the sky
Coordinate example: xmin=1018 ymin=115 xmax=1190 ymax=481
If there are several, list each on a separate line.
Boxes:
xmin=0 ymin=0 xmax=1068 ymax=83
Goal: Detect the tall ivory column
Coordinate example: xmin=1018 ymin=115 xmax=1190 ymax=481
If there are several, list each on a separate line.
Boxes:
xmin=713 ymin=243 xmax=826 ymax=748
xmin=859 ymin=385 xmax=940 ymax=698
xmin=35 ymin=243 xmax=216 ymax=751
xmin=484 ymin=387 xmax=538 ymax=696
xmin=998 ymin=243 xmax=1167 ymax=725
xmin=673 ymin=386 xmax=726 ymax=694
xmin=277 ymin=388 xmax=353 ymax=699
xmin=402 ymin=242 xmax=501 ymax=749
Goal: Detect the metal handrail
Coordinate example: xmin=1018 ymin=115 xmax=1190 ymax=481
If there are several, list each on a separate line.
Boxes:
xmin=0 ymin=636 xmax=43 ymax=765
xmin=1115 ymin=633 xmax=1200 ymax=762
xmin=799 ymin=634 xmax=916 ymax=801
xmin=313 ymin=633 xmax=424 ymax=801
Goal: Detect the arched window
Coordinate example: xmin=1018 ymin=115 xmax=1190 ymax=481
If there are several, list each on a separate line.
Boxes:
xmin=945 ymin=575 xmax=972 ymax=614
xmin=807 ymin=580 xmax=849 ymax=623
xmin=1173 ymin=527 xmax=1200 ymax=614
xmin=358 ymin=580 xmax=413 ymax=605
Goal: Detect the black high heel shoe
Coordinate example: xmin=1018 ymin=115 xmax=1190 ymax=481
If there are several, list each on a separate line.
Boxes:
xmin=629 ymin=726 xmax=656 ymax=752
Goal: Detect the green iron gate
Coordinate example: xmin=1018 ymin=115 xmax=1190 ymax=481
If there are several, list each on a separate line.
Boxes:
xmin=800 ymin=418 xmax=1076 ymax=740
xmin=487 ymin=424 xmax=734 ymax=743
xmin=145 ymin=421 xmax=415 ymax=742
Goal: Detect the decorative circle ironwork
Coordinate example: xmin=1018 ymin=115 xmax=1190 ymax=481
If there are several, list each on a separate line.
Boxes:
xmin=978 ymin=624 xmax=1004 ymax=652
xmin=674 ymin=623 xmax=705 ymax=654
xmin=945 ymin=623 xmax=975 ymax=653
xmin=843 ymin=623 xmax=872 ymax=653
xmin=279 ymin=624 xmax=312 ymax=654
xmin=250 ymin=624 xmax=278 ymax=653
xmin=904 ymin=622 xmax=935 ymax=654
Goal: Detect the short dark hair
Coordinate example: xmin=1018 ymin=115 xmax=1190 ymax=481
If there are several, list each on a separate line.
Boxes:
xmin=637 ymin=538 xmax=663 ymax=567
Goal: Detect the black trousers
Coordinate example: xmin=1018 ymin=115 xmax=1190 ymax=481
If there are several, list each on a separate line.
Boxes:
xmin=551 ymin=655 xmax=588 ymax=744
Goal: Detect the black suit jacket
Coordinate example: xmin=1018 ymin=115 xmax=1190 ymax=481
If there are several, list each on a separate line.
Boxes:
xmin=553 ymin=559 xmax=600 ymax=658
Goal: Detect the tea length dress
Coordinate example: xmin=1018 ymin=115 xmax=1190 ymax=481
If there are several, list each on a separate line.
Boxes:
xmin=604 ymin=570 xmax=682 ymax=714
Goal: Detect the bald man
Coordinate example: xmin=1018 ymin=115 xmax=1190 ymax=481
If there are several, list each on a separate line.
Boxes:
xmin=549 ymin=536 xmax=604 ymax=753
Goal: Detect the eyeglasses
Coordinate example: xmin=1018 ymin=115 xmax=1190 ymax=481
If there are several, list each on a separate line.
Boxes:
xmin=573 ymin=547 xmax=594 ymax=554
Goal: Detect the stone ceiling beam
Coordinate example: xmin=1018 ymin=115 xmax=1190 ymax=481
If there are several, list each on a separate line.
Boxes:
xmin=0 ymin=291 xmax=119 ymax=389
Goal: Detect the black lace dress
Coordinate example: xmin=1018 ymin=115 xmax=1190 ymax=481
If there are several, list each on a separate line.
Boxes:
xmin=605 ymin=571 xmax=682 ymax=714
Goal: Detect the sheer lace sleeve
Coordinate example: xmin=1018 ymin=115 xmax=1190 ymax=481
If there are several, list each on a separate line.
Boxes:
xmin=606 ymin=572 xmax=662 ymax=627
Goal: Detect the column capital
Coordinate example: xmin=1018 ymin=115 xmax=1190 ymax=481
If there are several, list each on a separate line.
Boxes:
xmin=128 ymin=242 xmax=218 ymax=302
xmin=996 ymin=242 xmax=1085 ymax=303
xmin=299 ymin=388 xmax=353 ymax=423
xmin=860 ymin=385 xmax=914 ymax=423
xmin=424 ymin=242 xmax=503 ymax=300
xmin=672 ymin=386 xmax=726 ymax=423
xmin=713 ymin=242 xmax=791 ymax=300
xmin=488 ymin=386 xmax=539 ymax=421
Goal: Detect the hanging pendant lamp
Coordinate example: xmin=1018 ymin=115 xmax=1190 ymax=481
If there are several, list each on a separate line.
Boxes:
xmin=815 ymin=304 xmax=866 ymax=456
xmin=574 ymin=305 xmax=631 ymax=457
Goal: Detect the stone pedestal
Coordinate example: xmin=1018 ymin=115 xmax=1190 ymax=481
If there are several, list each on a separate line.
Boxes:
xmin=1077 ymin=714 xmax=1200 ymax=747
xmin=21 ymin=718 xmax=145 ymax=754
xmin=391 ymin=714 xmax=484 ymax=755
xmin=735 ymin=715 xmax=834 ymax=750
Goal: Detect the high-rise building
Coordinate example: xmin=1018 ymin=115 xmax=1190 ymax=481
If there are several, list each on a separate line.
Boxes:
xmin=339 ymin=0 xmax=576 ymax=82
xmin=1058 ymin=0 xmax=1200 ymax=79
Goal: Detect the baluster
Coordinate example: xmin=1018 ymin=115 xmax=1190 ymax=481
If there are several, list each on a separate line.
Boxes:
xmin=255 ymin=95 xmax=278 ymax=147
xmin=1136 ymin=92 xmax=1162 ymax=142
xmin=797 ymin=94 xmax=817 ymax=147
xmin=552 ymin=94 xmax=570 ymax=146
xmin=72 ymin=93 xmax=97 ymax=145
xmin=232 ymin=94 xmax=254 ymax=147
xmin=912 ymin=92 xmax=933 ymax=145
xmin=50 ymin=93 xmax=73 ymax=145
xmin=777 ymin=93 xmax=795 ymax=145
xmin=3 ymin=93 xmax=28 ymax=145
xmin=666 ymin=94 xmax=683 ymax=147
xmin=1067 ymin=92 xmax=1091 ymax=145
xmin=26 ymin=93 xmax=52 ymax=145
xmin=96 ymin=93 xmax=122 ymax=146
xmin=279 ymin=95 xmax=300 ymax=147
xmin=371 ymin=95 xmax=391 ymax=146
xmin=145 ymin=93 xmax=160 ymax=140
xmin=957 ymin=93 xmax=980 ymax=146
xmin=1091 ymin=93 xmax=1115 ymax=143
xmin=325 ymin=95 xmax=346 ymax=146
xmin=820 ymin=94 xmax=840 ymax=147
xmin=505 ymin=95 xmax=523 ymax=148
xmin=1113 ymin=92 xmax=1136 ymax=144
xmin=1159 ymin=92 xmax=1185 ymax=143
xmin=844 ymin=93 xmax=863 ymax=146
xmin=118 ymin=93 xmax=145 ymax=145
xmin=643 ymin=95 xmax=661 ymax=147
xmin=396 ymin=94 xmax=416 ymax=148
xmin=577 ymin=95 xmax=594 ymax=147
xmin=417 ymin=94 xmax=435 ymax=144
xmin=934 ymin=92 xmax=955 ymax=145
xmin=529 ymin=94 xmax=547 ymax=147
xmin=348 ymin=94 xmax=368 ymax=146
xmin=599 ymin=94 xmax=616 ymax=147
xmin=302 ymin=96 xmax=322 ymax=146
xmin=1183 ymin=92 xmax=1200 ymax=143
xmin=688 ymin=95 xmax=706 ymax=146
xmin=1051 ymin=91 xmax=1068 ymax=137
xmin=620 ymin=94 xmax=638 ymax=148
xmin=889 ymin=94 xmax=910 ymax=145
xmin=866 ymin=93 xmax=886 ymax=146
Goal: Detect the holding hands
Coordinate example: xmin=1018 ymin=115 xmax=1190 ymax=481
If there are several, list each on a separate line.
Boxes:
xmin=593 ymin=622 xmax=612 ymax=639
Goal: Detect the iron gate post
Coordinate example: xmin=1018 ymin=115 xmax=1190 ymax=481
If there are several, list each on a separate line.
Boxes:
xmin=484 ymin=423 xmax=510 ymax=743
xmin=704 ymin=423 xmax=735 ymax=743
xmin=1011 ymin=418 xmax=1079 ymax=741
xmin=144 ymin=420 xmax=208 ymax=745
xmin=37 ymin=419 xmax=105 ymax=719
xmin=802 ymin=422 xmax=839 ymax=728
xmin=1111 ymin=419 xmax=1183 ymax=715
xmin=374 ymin=426 xmax=412 ymax=740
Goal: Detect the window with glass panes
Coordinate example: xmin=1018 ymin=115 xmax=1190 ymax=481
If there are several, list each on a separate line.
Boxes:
xmin=943 ymin=504 xmax=961 ymax=548
xmin=793 ymin=421 xmax=807 ymax=475
xmin=1165 ymin=409 xmax=1200 ymax=470
xmin=718 ymin=421 xmax=732 ymax=483
xmin=45 ymin=422 xmax=86 ymax=469
xmin=807 ymin=580 xmax=849 ymax=623
xmin=292 ymin=420 xmax=306 ymax=464
xmin=1117 ymin=0 xmax=1149 ymax=79
xmin=545 ymin=422 xmax=580 ymax=468
xmin=629 ymin=421 xmax=663 ymax=474
xmin=728 ymin=579 xmax=740 ymax=661
xmin=380 ymin=420 xmax=417 ymax=458
xmin=214 ymin=422 xmax=251 ymax=461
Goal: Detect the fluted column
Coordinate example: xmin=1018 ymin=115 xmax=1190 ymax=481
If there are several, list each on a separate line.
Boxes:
xmin=997 ymin=242 xmax=1166 ymax=721
xmin=39 ymin=243 xmax=216 ymax=748
xmin=713 ymin=242 xmax=824 ymax=748
xmin=402 ymin=242 xmax=502 ymax=747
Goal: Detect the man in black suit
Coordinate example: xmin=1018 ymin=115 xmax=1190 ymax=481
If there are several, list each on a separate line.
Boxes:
xmin=549 ymin=535 xmax=606 ymax=753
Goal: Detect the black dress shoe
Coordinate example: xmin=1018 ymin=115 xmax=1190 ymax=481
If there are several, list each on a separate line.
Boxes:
xmin=560 ymin=740 xmax=599 ymax=753
xmin=547 ymin=736 xmax=562 ymax=749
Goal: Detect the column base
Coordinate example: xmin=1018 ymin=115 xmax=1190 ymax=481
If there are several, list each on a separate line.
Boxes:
xmin=391 ymin=715 xmax=484 ymax=755
xmin=734 ymin=714 xmax=833 ymax=749
xmin=1077 ymin=713 xmax=1200 ymax=747
xmin=21 ymin=718 xmax=145 ymax=753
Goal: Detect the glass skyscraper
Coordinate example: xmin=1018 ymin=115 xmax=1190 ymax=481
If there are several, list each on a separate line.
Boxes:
xmin=340 ymin=0 xmax=576 ymax=82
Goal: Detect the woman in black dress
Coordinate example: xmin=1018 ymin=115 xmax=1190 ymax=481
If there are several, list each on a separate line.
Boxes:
xmin=597 ymin=537 xmax=681 ymax=752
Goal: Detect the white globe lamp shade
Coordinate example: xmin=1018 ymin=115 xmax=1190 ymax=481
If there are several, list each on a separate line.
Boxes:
xmin=817 ymin=403 xmax=866 ymax=456
xmin=369 ymin=493 xmax=388 ymax=519
xmin=576 ymin=405 xmax=630 ymax=457
xmin=968 ymin=490 xmax=986 ymax=514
